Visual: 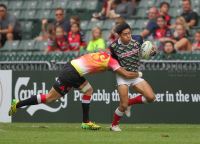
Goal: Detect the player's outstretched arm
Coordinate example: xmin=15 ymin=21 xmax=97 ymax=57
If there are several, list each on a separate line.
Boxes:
xmin=115 ymin=67 xmax=142 ymax=79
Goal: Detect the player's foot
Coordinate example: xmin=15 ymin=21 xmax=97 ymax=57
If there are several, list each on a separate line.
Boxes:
xmin=82 ymin=121 xmax=101 ymax=130
xmin=110 ymin=125 xmax=122 ymax=131
xmin=8 ymin=99 xmax=19 ymax=116
xmin=125 ymin=106 xmax=131 ymax=117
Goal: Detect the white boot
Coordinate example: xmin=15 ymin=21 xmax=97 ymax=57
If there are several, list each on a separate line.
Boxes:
xmin=125 ymin=106 xmax=131 ymax=117
xmin=110 ymin=125 xmax=122 ymax=131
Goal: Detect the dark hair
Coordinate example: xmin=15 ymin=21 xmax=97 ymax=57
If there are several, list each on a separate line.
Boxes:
xmin=164 ymin=41 xmax=174 ymax=47
xmin=0 ymin=4 xmax=7 ymax=9
xmin=55 ymin=7 xmax=64 ymax=13
xmin=156 ymin=15 xmax=165 ymax=21
xmin=160 ymin=2 xmax=170 ymax=8
xmin=70 ymin=15 xmax=80 ymax=23
xmin=71 ymin=22 xmax=80 ymax=28
xmin=115 ymin=22 xmax=130 ymax=35
xmin=182 ymin=0 xmax=191 ymax=4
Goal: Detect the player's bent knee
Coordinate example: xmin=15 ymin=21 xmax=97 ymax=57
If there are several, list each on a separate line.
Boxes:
xmin=147 ymin=93 xmax=156 ymax=103
xmin=81 ymin=83 xmax=92 ymax=95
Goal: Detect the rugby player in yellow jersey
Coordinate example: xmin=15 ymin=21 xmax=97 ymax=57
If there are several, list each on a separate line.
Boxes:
xmin=9 ymin=52 xmax=142 ymax=130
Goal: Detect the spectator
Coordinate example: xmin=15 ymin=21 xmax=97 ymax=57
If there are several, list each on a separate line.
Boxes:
xmin=69 ymin=15 xmax=86 ymax=46
xmin=67 ymin=22 xmax=86 ymax=51
xmin=87 ymin=27 xmax=105 ymax=51
xmin=164 ymin=41 xmax=176 ymax=54
xmin=163 ymin=41 xmax=177 ymax=59
xmin=44 ymin=25 xmax=69 ymax=52
xmin=69 ymin=15 xmax=81 ymax=26
xmin=91 ymin=0 xmax=116 ymax=21
xmin=160 ymin=24 xmax=192 ymax=51
xmin=0 ymin=4 xmax=22 ymax=47
xmin=132 ymin=0 xmax=141 ymax=6
xmin=169 ymin=16 xmax=190 ymax=37
xmin=44 ymin=24 xmax=56 ymax=52
xmin=153 ymin=16 xmax=171 ymax=39
xmin=181 ymin=0 xmax=198 ymax=27
xmin=158 ymin=2 xmax=171 ymax=27
xmin=37 ymin=8 xmax=70 ymax=41
xmin=108 ymin=17 xmax=125 ymax=43
xmin=108 ymin=0 xmax=135 ymax=19
xmin=191 ymin=31 xmax=200 ymax=50
xmin=140 ymin=7 xmax=158 ymax=39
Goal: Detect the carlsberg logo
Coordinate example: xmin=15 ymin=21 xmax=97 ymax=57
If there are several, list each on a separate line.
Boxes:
xmin=14 ymin=77 xmax=67 ymax=116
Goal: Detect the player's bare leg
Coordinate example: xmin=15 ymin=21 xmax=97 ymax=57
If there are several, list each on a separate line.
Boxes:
xmin=125 ymin=81 xmax=155 ymax=118
xmin=132 ymin=80 xmax=155 ymax=103
xmin=8 ymin=87 xmax=62 ymax=116
xmin=78 ymin=80 xmax=101 ymax=130
xmin=111 ymin=84 xmax=129 ymax=131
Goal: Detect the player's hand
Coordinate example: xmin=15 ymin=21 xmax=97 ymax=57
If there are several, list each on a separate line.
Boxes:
xmin=150 ymin=47 xmax=156 ymax=56
xmin=42 ymin=19 xmax=48 ymax=25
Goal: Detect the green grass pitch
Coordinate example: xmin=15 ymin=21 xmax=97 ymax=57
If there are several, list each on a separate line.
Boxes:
xmin=0 ymin=123 xmax=200 ymax=144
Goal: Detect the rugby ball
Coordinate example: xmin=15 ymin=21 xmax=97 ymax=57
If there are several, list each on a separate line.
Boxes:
xmin=140 ymin=41 xmax=152 ymax=59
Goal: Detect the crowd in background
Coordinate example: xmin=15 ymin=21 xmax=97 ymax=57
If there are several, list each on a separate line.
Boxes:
xmin=0 ymin=0 xmax=200 ymax=55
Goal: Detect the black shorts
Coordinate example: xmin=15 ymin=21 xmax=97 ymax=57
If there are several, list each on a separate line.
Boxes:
xmin=53 ymin=62 xmax=86 ymax=96
xmin=1 ymin=32 xmax=22 ymax=46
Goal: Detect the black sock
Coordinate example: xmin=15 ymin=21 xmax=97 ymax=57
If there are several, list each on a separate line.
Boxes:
xmin=82 ymin=103 xmax=90 ymax=123
xmin=16 ymin=95 xmax=38 ymax=108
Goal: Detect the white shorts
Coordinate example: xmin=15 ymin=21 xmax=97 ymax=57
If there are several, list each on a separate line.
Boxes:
xmin=116 ymin=73 xmax=144 ymax=87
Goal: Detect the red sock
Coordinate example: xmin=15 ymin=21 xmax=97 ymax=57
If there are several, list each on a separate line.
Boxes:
xmin=37 ymin=94 xmax=46 ymax=103
xmin=112 ymin=108 xmax=124 ymax=126
xmin=128 ymin=95 xmax=144 ymax=106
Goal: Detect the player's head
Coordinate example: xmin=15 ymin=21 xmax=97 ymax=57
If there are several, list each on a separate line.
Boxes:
xmin=0 ymin=4 xmax=7 ymax=18
xmin=195 ymin=31 xmax=200 ymax=42
xmin=164 ymin=41 xmax=175 ymax=54
xmin=182 ymin=0 xmax=191 ymax=13
xmin=55 ymin=8 xmax=65 ymax=23
xmin=176 ymin=24 xmax=186 ymax=36
xmin=159 ymin=2 xmax=169 ymax=14
xmin=92 ymin=27 xmax=102 ymax=40
xmin=71 ymin=22 xmax=80 ymax=34
xmin=56 ymin=26 xmax=65 ymax=39
xmin=70 ymin=15 xmax=80 ymax=25
xmin=115 ymin=22 xmax=131 ymax=45
xmin=156 ymin=15 xmax=165 ymax=29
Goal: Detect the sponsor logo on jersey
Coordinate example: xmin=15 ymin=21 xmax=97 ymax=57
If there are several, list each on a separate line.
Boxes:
xmin=117 ymin=49 xmax=139 ymax=58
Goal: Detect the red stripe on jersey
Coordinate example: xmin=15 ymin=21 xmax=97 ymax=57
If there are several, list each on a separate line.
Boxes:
xmin=59 ymin=86 xmax=64 ymax=91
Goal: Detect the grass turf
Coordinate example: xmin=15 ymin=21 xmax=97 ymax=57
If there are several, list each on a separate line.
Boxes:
xmin=0 ymin=123 xmax=200 ymax=144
